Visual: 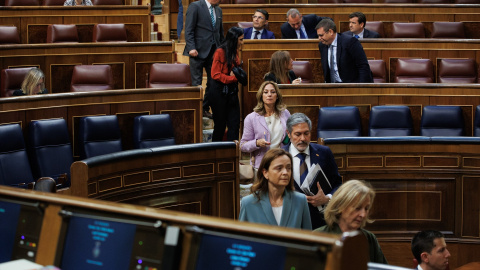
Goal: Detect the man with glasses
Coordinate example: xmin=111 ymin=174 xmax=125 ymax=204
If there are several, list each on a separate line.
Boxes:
xmin=316 ymin=19 xmax=372 ymax=83
xmin=281 ymin=9 xmax=331 ymax=39
xmin=244 ymin=9 xmax=275 ymax=39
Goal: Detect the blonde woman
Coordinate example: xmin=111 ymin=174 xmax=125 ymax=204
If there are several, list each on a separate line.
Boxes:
xmin=13 ymin=68 xmax=47 ymax=96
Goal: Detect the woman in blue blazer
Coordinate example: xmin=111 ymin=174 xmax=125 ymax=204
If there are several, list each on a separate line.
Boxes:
xmin=239 ymin=149 xmax=312 ymax=230
xmin=240 ymin=81 xmax=291 ymax=169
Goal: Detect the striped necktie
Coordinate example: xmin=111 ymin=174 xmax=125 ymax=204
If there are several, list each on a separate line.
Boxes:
xmin=254 ymin=30 xmax=260 ymax=39
xmin=298 ymin=153 xmax=308 ymax=185
xmin=329 ymin=45 xmax=337 ymax=83
xmin=210 ymin=6 xmax=215 ymax=28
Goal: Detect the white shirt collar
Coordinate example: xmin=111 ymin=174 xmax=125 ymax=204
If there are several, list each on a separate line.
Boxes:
xmin=289 ymin=143 xmax=310 ymax=158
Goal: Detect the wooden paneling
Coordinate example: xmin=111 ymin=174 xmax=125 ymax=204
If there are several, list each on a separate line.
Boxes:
xmin=0 ymin=6 xmax=151 ymax=43
xmin=0 ymin=42 xmax=174 ymax=91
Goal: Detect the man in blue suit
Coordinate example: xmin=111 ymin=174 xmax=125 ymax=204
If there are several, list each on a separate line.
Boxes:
xmin=316 ymin=18 xmax=373 ymax=83
xmin=281 ymin=9 xmax=331 ymax=39
xmin=341 ymin=12 xmax=380 ymax=39
xmin=283 ymin=113 xmax=342 ymax=229
xmin=244 ymin=9 xmax=275 ymax=39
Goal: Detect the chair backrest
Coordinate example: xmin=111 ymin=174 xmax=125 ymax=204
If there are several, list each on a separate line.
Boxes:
xmin=0 ymin=67 xmax=33 ymax=97
xmin=455 ymin=0 xmax=479 ymax=3
xmin=78 ymin=115 xmax=122 ymax=159
xmin=0 ymin=124 xmax=35 ymax=186
xmin=384 ymin=0 xmax=414 ymax=2
xmin=43 ymin=0 xmax=66 ymax=5
xmin=438 ymin=58 xmax=477 ymax=84
xmin=92 ymin=0 xmax=123 ymax=4
xmin=365 ymin=21 xmax=385 ymax=38
xmin=234 ymin=0 xmax=265 ymax=3
xmin=419 ymin=0 xmax=450 ymax=2
xmin=317 ymin=106 xmax=362 ymax=139
xmin=292 ymin=61 xmax=314 ymax=83
xmin=47 ymin=24 xmax=79 ymax=43
xmin=70 ymin=65 xmax=114 ymax=92
xmin=368 ymin=60 xmax=387 ymax=83
xmin=28 ymin=119 xmax=73 ymax=182
xmin=343 ymin=0 xmax=372 ymax=2
xmin=420 ymin=106 xmax=464 ymax=136
xmin=34 ymin=177 xmax=57 ymax=193
xmin=93 ymin=24 xmax=127 ymax=42
xmin=5 ymin=0 xmax=40 ymax=5
xmin=394 ymin=58 xmax=434 ymax=83
xmin=475 ymin=105 xmax=480 ymax=137
xmin=133 ymin=114 xmax=175 ymax=149
xmin=0 ymin=26 xmax=20 ymax=44
xmin=317 ymin=0 xmax=341 ymax=2
xmin=147 ymin=63 xmax=192 ymax=88
xmin=369 ymin=106 xmax=413 ymax=136
xmin=431 ymin=22 xmax=465 ymax=39
xmin=391 ymin=22 xmax=425 ymax=38
xmin=237 ymin=22 xmax=254 ymax=29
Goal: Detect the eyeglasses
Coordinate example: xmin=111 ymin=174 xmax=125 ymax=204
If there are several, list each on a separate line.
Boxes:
xmin=317 ymin=30 xmax=330 ymax=37
xmin=252 ymin=15 xmax=265 ymax=20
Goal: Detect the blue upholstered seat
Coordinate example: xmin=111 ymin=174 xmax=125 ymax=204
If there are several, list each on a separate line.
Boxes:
xmin=420 ymin=106 xmax=464 ymax=136
xmin=0 ymin=124 xmax=35 ymax=186
xmin=133 ymin=114 xmax=175 ymax=149
xmin=317 ymin=106 xmax=362 ymax=139
xmin=28 ymin=119 xmax=73 ymax=187
xmin=78 ymin=115 xmax=123 ymax=159
xmin=369 ymin=106 xmax=413 ymax=137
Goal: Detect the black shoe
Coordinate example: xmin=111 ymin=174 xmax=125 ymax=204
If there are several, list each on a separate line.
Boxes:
xmin=203 ymin=110 xmax=213 ymax=119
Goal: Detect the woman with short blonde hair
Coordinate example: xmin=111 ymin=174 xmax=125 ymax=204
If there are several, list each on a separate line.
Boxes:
xmin=13 ymin=68 xmax=47 ymax=96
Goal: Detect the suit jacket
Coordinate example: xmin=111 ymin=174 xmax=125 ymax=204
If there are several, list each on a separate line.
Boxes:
xmin=240 ymin=109 xmax=291 ymax=169
xmin=283 ymin=142 xmax=342 ymax=229
xmin=239 ymin=190 xmax=312 ymax=230
xmin=319 ymin=33 xmax=373 ymax=83
xmin=281 ymin=14 xmax=331 ymax=39
xmin=341 ymin=28 xmax=380 ymax=38
xmin=183 ymin=0 xmax=224 ymax=59
xmin=263 ymin=70 xmax=297 ymax=84
xmin=244 ymin=27 xmax=275 ymax=39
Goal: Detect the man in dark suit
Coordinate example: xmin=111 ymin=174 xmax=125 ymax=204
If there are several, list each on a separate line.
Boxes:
xmin=281 ymin=8 xmax=331 ymax=39
xmin=316 ymin=18 xmax=373 ymax=83
xmin=183 ymin=0 xmax=224 ymax=119
xmin=411 ymin=230 xmax=451 ymax=270
xmin=341 ymin=12 xmax=380 ymax=39
xmin=283 ymin=113 xmax=342 ymax=229
xmin=244 ymin=9 xmax=275 ymax=39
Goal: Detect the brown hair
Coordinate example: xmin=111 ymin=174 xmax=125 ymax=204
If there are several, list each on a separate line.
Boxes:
xmin=265 ymin=50 xmax=291 ymax=84
xmin=253 ymin=81 xmax=286 ymax=116
xmin=251 ymin=148 xmax=294 ymax=200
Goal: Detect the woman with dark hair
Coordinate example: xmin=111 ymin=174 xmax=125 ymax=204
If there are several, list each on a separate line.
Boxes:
xmin=239 ymin=148 xmax=312 ymax=230
xmin=264 ymin=50 xmax=301 ymax=84
xmin=240 ymin=81 xmax=290 ymax=170
xmin=13 ymin=68 xmax=48 ymax=96
xmin=210 ymin=26 xmax=244 ymax=141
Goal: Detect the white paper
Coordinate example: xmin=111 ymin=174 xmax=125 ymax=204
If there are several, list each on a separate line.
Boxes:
xmin=0 ymin=259 xmax=43 ymax=270
xmin=299 ymin=163 xmax=332 ymax=212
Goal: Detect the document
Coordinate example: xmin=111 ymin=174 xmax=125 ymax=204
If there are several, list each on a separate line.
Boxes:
xmin=299 ymin=163 xmax=332 ymax=212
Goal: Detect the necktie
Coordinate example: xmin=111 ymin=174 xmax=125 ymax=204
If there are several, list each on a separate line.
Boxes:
xmin=299 ymin=29 xmax=306 ymax=39
xmin=210 ymin=6 xmax=215 ymax=28
xmin=329 ymin=45 xmax=337 ymax=83
xmin=254 ymin=30 xmax=260 ymax=39
xmin=298 ymin=153 xmax=308 ymax=185
xmin=354 ymin=34 xmax=359 ymax=39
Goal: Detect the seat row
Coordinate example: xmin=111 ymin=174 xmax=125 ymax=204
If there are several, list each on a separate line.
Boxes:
xmin=369 ymin=58 xmax=480 ymax=84
xmin=0 ymin=24 xmax=129 ymax=44
xmin=234 ymin=0 xmax=478 ymax=3
xmin=0 ymin=63 xmax=191 ymax=97
xmin=363 ymin=21 xmax=467 ymax=39
xmin=1 ymin=0 xmax=123 ymax=6
xmin=0 ymin=114 xmax=175 ymax=187
xmin=317 ymin=105 xmax=477 ymax=139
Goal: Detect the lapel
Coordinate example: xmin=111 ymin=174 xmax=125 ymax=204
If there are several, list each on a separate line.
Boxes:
xmin=336 ymin=34 xmax=343 ymax=72
xmin=259 ymin=192 xmax=278 ymax=225
xmin=279 ymin=191 xmax=292 ymax=227
xmin=309 ymin=144 xmax=321 ymax=165
xmin=201 ymin=0 xmax=216 ymax=31
xmin=256 ymin=113 xmax=269 ymax=137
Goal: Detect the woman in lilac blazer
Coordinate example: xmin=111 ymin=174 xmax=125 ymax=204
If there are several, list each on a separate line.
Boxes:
xmin=240 ymin=81 xmax=291 ymax=169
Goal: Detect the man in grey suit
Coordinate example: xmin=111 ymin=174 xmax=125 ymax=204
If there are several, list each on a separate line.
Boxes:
xmin=183 ymin=0 xmax=224 ymax=118
xmin=341 ymin=12 xmax=380 ymax=39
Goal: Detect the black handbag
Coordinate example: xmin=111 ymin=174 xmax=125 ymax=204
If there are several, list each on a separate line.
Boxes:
xmin=232 ymin=66 xmax=247 ymax=85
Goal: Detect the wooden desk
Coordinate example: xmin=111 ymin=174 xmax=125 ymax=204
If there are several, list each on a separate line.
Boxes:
xmin=0 ymin=186 xmax=369 ymax=269
xmin=0 ymin=5 xmax=151 ymax=43
xmin=0 ymin=42 xmax=174 ymax=92
xmin=323 ymin=137 xmax=480 ymax=268
xmin=240 ymin=39 xmax=480 ymax=119
xmin=0 ymin=87 xmax=203 ymax=157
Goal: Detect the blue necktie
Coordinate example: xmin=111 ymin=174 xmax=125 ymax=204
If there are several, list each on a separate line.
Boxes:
xmin=329 ymin=45 xmax=337 ymax=83
xmin=298 ymin=153 xmax=308 ymax=185
xmin=299 ymin=29 xmax=306 ymax=39
xmin=210 ymin=6 xmax=215 ymax=28
xmin=354 ymin=34 xmax=359 ymax=39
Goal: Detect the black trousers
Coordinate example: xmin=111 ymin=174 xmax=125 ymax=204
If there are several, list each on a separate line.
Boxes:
xmin=210 ymin=81 xmax=240 ymax=141
xmin=189 ymin=45 xmax=216 ymax=112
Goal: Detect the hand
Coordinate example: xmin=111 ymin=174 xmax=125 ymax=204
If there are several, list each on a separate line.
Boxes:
xmin=292 ymin=77 xmax=302 ymax=84
xmin=306 ymin=182 xmax=329 ymax=206
xmin=256 ymin=139 xmax=271 ymax=148
xmin=230 ymin=70 xmax=235 ymax=76
xmin=189 ymin=49 xmax=198 ymax=57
